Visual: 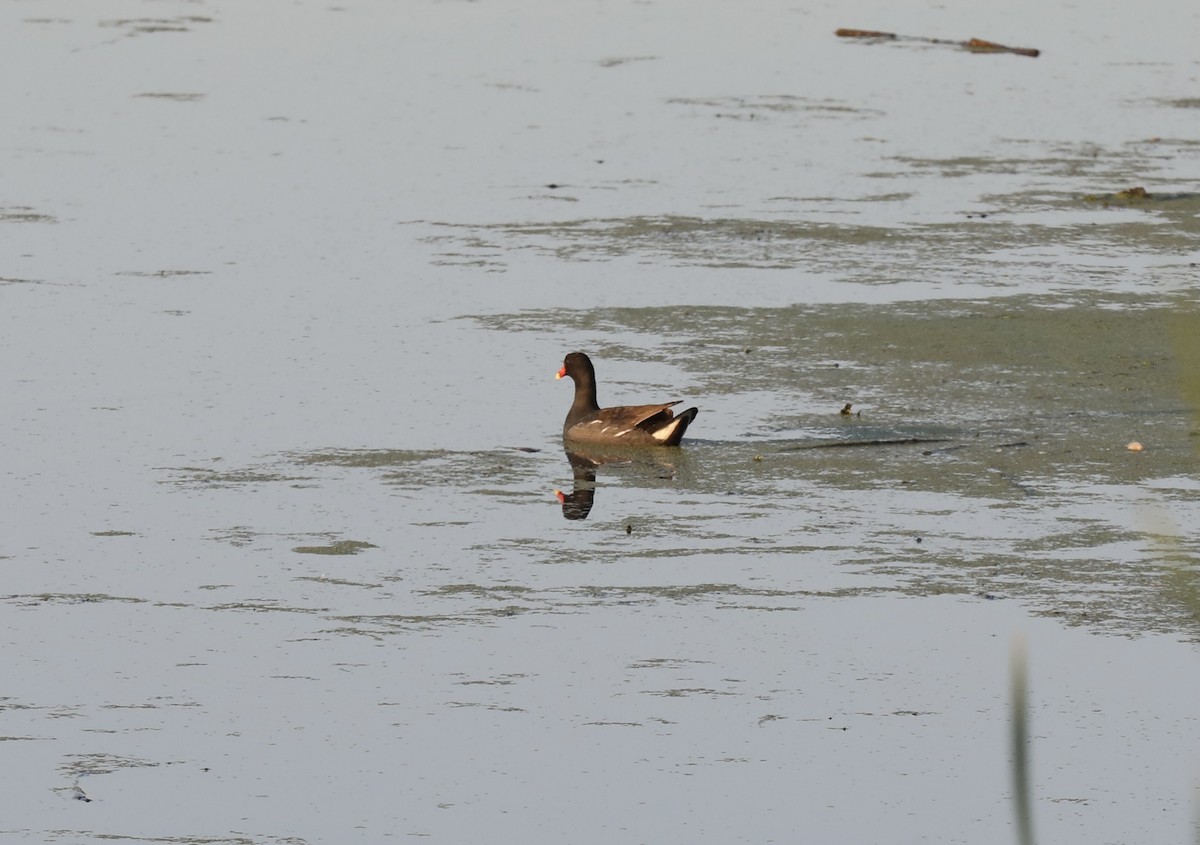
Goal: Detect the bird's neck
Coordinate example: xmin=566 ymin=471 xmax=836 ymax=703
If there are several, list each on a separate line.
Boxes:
xmin=565 ymin=377 xmax=600 ymax=429
xmin=574 ymin=377 xmax=599 ymax=412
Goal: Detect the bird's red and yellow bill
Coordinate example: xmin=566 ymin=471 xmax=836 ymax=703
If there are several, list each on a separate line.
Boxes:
xmin=555 ymin=366 xmax=567 ymax=379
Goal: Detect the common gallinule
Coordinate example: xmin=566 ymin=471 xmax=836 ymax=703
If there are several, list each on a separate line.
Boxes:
xmin=556 ymin=351 xmax=698 ymax=446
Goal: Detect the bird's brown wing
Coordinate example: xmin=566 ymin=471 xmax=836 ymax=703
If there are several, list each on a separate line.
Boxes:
xmin=565 ymin=402 xmax=682 ymax=443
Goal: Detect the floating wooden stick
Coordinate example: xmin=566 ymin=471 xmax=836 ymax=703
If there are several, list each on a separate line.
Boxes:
xmin=836 ymin=28 xmax=1041 ymax=58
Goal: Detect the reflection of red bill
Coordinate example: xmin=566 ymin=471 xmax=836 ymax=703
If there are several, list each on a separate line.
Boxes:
xmin=554 ymin=490 xmax=566 ymax=503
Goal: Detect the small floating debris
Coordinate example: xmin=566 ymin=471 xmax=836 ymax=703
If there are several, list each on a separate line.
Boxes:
xmin=836 ymin=28 xmax=1040 ymax=58
xmin=1126 ymin=441 xmax=1144 ymax=452
xmin=53 ymin=783 xmax=92 ymax=803
xmin=839 ymin=403 xmax=861 ymax=417
xmin=1081 ymin=186 xmax=1163 ymax=206
xmin=1115 ymin=187 xmax=1151 ymax=200
xmin=1083 ymin=187 xmax=1151 ymax=201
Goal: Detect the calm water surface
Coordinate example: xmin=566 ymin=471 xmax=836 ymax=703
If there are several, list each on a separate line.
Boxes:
xmin=2 ymin=1 xmax=1199 ymax=843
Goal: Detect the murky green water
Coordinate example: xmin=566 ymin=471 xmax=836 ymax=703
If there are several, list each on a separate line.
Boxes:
xmin=177 ymin=294 xmax=1198 ymax=640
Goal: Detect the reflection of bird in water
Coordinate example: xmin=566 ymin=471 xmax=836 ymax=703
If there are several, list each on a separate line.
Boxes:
xmin=556 ymin=450 xmax=597 ymax=520
xmin=554 ymin=448 xmax=604 ymax=520
xmin=556 ymin=352 xmax=698 ymax=446
xmin=555 ymin=446 xmax=688 ymax=521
